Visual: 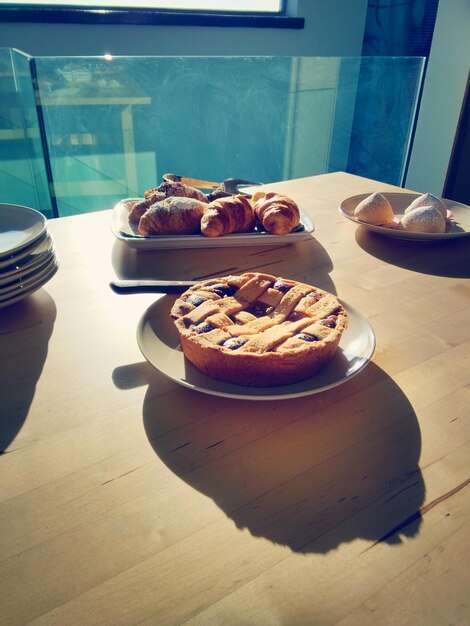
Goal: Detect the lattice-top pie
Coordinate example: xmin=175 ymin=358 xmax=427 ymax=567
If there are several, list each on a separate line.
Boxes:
xmin=171 ymin=272 xmax=348 ymax=386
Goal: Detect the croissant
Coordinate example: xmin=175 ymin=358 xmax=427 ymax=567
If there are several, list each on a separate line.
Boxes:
xmin=201 ymin=194 xmax=255 ymax=237
xmin=252 ymin=192 xmax=300 ymax=235
xmin=128 ymin=191 xmax=166 ymax=224
xmin=144 ymin=181 xmax=208 ymax=204
xmin=138 ymin=196 xmax=206 ymax=236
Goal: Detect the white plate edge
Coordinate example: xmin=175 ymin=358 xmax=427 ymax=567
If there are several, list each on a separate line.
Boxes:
xmin=0 ymin=204 xmax=48 ymax=258
xmin=0 ymin=254 xmax=60 ymax=308
xmin=0 ymin=253 xmax=58 ymax=296
xmin=0 ymin=246 xmax=56 ymax=285
xmin=136 ymin=297 xmax=376 ymax=401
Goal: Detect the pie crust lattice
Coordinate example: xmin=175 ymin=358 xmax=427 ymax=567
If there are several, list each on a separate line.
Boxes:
xmin=171 ymin=272 xmax=348 ymax=386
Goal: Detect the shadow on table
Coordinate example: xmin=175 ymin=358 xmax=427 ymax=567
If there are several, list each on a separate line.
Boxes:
xmin=122 ymin=360 xmax=425 ymax=554
xmin=355 ymin=228 xmax=470 ymax=278
xmin=111 ymin=235 xmax=337 ymax=293
xmin=0 ymin=290 xmax=56 ymax=453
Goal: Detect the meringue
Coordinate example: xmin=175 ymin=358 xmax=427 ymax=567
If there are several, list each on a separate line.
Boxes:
xmin=400 ymin=205 xmax=446 ymax=233
xmin=404 ymin=193 xmax=447 ymax=220
xmin=354 ymin=192 xmax=395 ymax=225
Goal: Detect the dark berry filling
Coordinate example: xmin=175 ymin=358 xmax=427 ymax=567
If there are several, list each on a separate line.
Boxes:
xmin=273 ymin=280 xmax=292 ymax=294
xmin=187 ymin=295 xmax=206 ymax=307
xmin=210 ymin=283 xmax=236 ymax=297
xmin=193 ymin=322 xmax=215 ymax=334
xmin=320 ymin=315 xmax=337 ymax=328
xmin=296 ymin=332 xmax=319 ymax=342
xmin=286 ymin=311 xmax=306 ymax=322
xmin=223 ymin=337 xmax=247 ymax=350
xmin=246 ymin=302 xmax=271 ymax=317
xmin=229 ymin=316 xmax=244 ymax=325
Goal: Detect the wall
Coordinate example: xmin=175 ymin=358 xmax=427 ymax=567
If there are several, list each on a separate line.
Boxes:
xmin=0 ymin=1 xmax=368 ymax=57
xmin=406 ymin=0 xmax=470 ymax=197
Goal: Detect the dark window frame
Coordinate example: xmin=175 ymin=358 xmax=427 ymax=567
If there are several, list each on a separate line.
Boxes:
xmin=0 ymin=2 xmax=304 ymax=28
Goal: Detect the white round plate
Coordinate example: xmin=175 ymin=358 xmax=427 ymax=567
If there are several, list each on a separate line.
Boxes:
xmin=0 ymin=234 xmax=54 ymax=280
xmin=0 ymin=203 xmax=47 ymax=258
xmin=0 ymin=246 xmax=55 ymax=287
xmin=0 ymin=253 xmax=57 ymax=298
xmin=137 ymin=295 xmax=376 ymax=400
xmin=0 ymin=260 xmax=59 ymax=308
xmin=339 ymin=192 xmax=470 ymax=241
xmin=0 ymin=231 xmax=51 ymax=270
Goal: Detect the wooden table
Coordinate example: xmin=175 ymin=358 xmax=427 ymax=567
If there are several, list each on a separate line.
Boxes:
xmin=1 ymin=172 xmax=469 ymax=625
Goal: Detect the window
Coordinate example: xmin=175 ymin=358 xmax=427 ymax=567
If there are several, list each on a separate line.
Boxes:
xmin=0 ymin=1 xmax=282 ymax=10
xmin=0 ymin=1 xmax=304 ymax=27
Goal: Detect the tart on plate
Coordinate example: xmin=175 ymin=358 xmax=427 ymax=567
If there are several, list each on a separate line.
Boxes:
xmin=170 ymin=272 xmax=348 ymax=386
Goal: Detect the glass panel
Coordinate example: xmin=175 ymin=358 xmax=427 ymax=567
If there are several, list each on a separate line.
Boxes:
xmin=345 ymin=57 xmax=425 ymax=184
xmin=30 ymin=55 xmax=425 ymax=217
xmin=0 ymin=48 xmax=53 ymax=218
xmin=0 ymin=1 xmax=282 ymax=9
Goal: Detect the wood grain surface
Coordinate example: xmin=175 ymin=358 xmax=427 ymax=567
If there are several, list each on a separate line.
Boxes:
xmin=0 ymin=172 xmax=469 ymax=626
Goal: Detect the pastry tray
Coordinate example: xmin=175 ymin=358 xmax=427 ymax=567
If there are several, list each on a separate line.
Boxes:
xmin=111 ymin=198 xmax=315 ymax=249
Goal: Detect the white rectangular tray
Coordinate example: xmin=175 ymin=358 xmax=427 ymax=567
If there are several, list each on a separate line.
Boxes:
xmin=111 ymin=198 xmax=315 ymax=249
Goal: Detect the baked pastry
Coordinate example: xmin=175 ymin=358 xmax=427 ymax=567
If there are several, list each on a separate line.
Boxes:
xmin=138 ymin=196 xmax=206 ymax=236
xmin=354 ymin=192 xmax=395 ymax=225
xmin=400 ymin=205 xmax=446 ymax=233
xmin=201 ymin=195 xmax=255 ymax=237
xmin=144 ymin=181 xmax=208 ymax=204
xmin=251 ymin=192 xmax=300 ymax=235
xmin=129 ymin=179 xmax=207 ymax=227
xmin=171 ymin=272 xmax=348 ymax=386
xmin=128 ymin=192 xmax=166 ymax=224
xmin=404 ymin=192 xmax=447 ymax=220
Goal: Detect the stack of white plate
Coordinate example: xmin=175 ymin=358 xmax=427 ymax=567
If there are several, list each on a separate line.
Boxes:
xmin=0 ymin=203 xmax=59 ymax=309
